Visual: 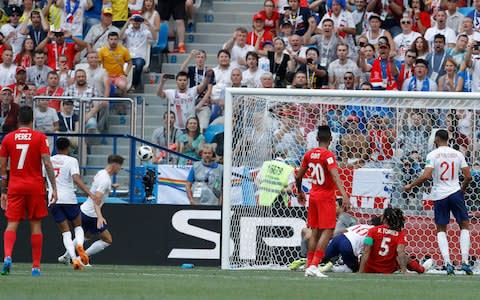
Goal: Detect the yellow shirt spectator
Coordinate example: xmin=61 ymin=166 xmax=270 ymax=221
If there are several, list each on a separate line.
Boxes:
xmin=98 ymin=44 xmax=131 ymax=77
xmin=111 ymin=0 xmax=128 ymax=22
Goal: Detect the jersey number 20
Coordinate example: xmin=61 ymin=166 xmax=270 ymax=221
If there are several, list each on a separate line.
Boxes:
xmin=308 ymin=163 xmax=325 ymax=185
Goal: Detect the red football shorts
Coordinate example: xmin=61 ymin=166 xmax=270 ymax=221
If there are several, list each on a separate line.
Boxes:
xmin=307 ymin=191 xmax=336 ymax=229
xmin=5 ymin=194 xmax=48 ymax=221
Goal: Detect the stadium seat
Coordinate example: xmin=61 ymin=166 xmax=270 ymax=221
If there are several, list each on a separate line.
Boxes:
xmin=151 ymin=23 xmax=169 ymax=71
xmin=204 ymin=124 xmax=224 ymax=143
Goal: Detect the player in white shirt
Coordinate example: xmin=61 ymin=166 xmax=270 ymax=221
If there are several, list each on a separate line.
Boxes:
xmin=50 ymin=138 xmax=96 ymax=270
xmin=58 ymin=154 xmax=124 ymax=264
xmin=404 ymin=129 xmax=473 ymax=275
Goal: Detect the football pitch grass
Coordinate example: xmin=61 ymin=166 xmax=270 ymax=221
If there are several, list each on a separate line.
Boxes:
xmin=1 ymin=264 xmax=479 ymax=300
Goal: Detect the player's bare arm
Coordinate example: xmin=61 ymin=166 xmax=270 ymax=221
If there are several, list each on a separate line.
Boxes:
xmin=329 ymin=168 xmax=350 ymax=210
xmin=0 ymin=156 xmax=8 ymax=210
xmin=42 ymin=154 xmax=58 ymax=205
xmin=461 ymin=166 xmax=472 ymax=193
xmin=396 ymin=244 xmax=408 ymax=274
xmin=404 ymin=167 xmax=433 ymax=192
xmin=72 ymin=174 xmax=97 ymax=201
xmin=295 ymin=165 xmax=308 ymax=205
xmin=358 ymin=243 xmax=372 ymax=273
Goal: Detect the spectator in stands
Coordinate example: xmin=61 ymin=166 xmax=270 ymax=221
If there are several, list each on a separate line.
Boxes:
xmin=14 ymin=37 xmax=34 ymax=68
xmin=398 ymin=110 xmax=430 ymax=159
xmin=0 ymin=49 xmax=16 ymax=86
xmin=157 ymin=71 xmax=211 ymax=130
xmin=177 ymin=116 xmax=205 ymax=165
xmin=402 ymin=58 xmax=438 ymax=91
xmin=83 ymin=8 xmax=119 ymax=59
xmin=294 ymin=47 xmax=328 ymax=89
xmin=180 ymin=49 xmax=215 ymax=131
xmin=342 ymin=71 xmax=356 ymax=90
xmin=119 ymin=14 xmax=155 ymax=92
xmin=448 ymin=34 xmax=468 ymax=68
xmin=211 ymin=49 xmax=233 ymax=101
xmin=19 ymin=0 xmax=35 ymax=23
xmin=106 ymin=0 xmax=129 ymax=29
xmin=64 ymin=69 xmax=106 ymax=132
xmin=424 ymin=10 xmax=456 ymax=49
xmin=367 ymin=0 xmax=404 ymax=37
xmin=34 ymin=98 xmax=59 ymax=133
xmin=367 ymin=37 xmax=399 ymax=90
xmin=142 ymin=0 xmax=161 ymax=36
xmin=57 ymin=99 xmax=79 ymax=137
xmin=151 ymin=111 xmax=180 ymax=164
xmin=260 ymin=71 xmax=275 ymax=88
xmin=290 ymin=70 xmax=307 ymax=88
xmin=351 ymin=0 xmax=368 ymax=36
xmin=60 ymin=0 xmax=92 ymax=38
xmin=408 ymin=0 xmax=430 ymax=36
xmin=264 ymin=37 xmax=290 ymax=87
xmin=394 ymin=16 xmax=421 ymax=62
xmin=157 ymin=0 xmax=187 ymax=53
xmin=460 ymin=17 xmax=480 ymax=43
xmin=1 ymin=5 xmax=27 ymax=55
xmin=280 ymin=0 xmax=312 ymax=36
xmin=248 ymin=13 xmax=274 ymax=51
xmin=303 ymin=18 xmax=339 ymax=70
xmin=43 ymin=0 xmax=63 ymax=31
xmin=457 ymin=62 xmax=473 ymax=93
xmin=273 ymin=107 xmax=305 ymax=162
xmin=257 ymin=0 xmax=280 ymax=37
xmin=98 ymin=31 xmax=132 ymax=96
xmin=21 ymin=10 xmax=48 ymax=50
xmin=426 ymin=34 xmax=451 ymax=83
xmin=397 ymin=49 xmax=417 ymax=88
xmin=231 ymin=68 xmax=243 ymax=88
xmin=445 ymin=0 xmax=463 ymax=35
xmin=357 ymin=42 xmax=375 ymax=83
xmin=339 ymin=115 xmax=369 ymax=168
xmin=241 ymin=51 xmax=265 ymax=88
xmin=27 ymin=50 xmax=53 ymax=87
xmin=321 ymin=0 xmax=356 ymax=53
xmin=328 ymin=43 xmax=360 ymax=89
xmin=438 ymin=57 xmax=460 ymax=92
xmin=37 ymin=29 xmax=87 ymax=71
xmin=286 ymin=34 xmax=307 ymax=65
xmin=7 ymin=66 xmax=28 ymax=105
xmin=0 ymin=32 xmax=12 ymax=63
xmin=80 ymin=51 xmax=110 ymax=97
xmin=361 ymin=14 xmax=395 ymax=52
xmin=36 ymin=71 xmax=64 ymax=111
xmin=186 ymin=143 xmax=223 ymax=205
xmin=57 ymin=55 xmax=75 ymax=89
xmin=367 ymin=114 xmax=395 ymax=166
xmin=223 ymin=27 xmax=255 ymax=71
xmin=278 ymin=19 xmax=294 ymax=45
xmin=0 ymin=86 xmax=19 ymax=134
xmin=410 ymin=36 xmax=429 ymax=59
xmin=128 ymin=0 xmax=143 ymax=14
xmin=466 ymin=0 xmax=480 ymax=32
xmin=84 ymin=0 xmax=104 ymax=35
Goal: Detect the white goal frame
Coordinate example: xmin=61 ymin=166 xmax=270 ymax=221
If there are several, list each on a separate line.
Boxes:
xmin=221 ymin=88 xmax=480 ymax=270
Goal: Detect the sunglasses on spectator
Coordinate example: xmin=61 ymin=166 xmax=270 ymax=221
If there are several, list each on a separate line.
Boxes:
xmin=401 ymin=20 xmax=411 ymax=24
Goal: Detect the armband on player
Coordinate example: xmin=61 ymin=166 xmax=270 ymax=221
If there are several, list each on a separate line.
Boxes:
xmin=364 ymin=237 xmax=373 ymax=246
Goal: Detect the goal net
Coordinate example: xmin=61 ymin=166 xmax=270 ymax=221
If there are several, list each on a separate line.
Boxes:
xmin=221 ymin=88 xmax=480 ymax=270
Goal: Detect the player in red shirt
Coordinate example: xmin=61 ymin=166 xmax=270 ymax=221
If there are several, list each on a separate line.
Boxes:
xmin=0 ymin=106 xmax=58 ymax=276
xmin=359 ymin=207 xmax=408 ymax=274
xmin=296 ymin=125 xmax=349 ymax=277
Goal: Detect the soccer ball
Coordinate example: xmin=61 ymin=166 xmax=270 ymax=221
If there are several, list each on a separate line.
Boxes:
xmin=137 ymin=145 xmax=153 ymax=161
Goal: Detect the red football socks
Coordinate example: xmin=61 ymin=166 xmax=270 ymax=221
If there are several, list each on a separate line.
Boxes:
xmin=3 ymin=230 xmax=16 ymax=258
xmin=31 ymin=234 xmax=43 ymax=268
xmin=307 ymin=251 xmax=314 ymax=267
xmin=311 ymin=249 xmax=325 ymax=267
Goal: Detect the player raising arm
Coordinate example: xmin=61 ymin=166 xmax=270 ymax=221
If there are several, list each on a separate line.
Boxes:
xmin=404 ymin=129 xmax=473 ymax=275
xmin=0 ymin=106 xmax=58 ymax=276
xmin=295 ymin=125 xmax=350 ymax=278
xmin=50 ymin=137 xmax=97 ymax=270
xmin=359 ymin=208 xmax=409 ymax=274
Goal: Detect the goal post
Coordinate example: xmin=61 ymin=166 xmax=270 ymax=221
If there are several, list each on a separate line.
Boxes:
xmin=221 ymin=88 xmax=480 ymax=270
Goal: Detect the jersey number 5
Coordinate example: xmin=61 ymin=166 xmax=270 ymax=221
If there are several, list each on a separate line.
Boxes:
xmin=16 ymin=144 xmax=30 ymax=169
xmin=379 ymin=237 xmax=392 ymax=256
xmin=308 ymin=162 xmax=325 ymax=185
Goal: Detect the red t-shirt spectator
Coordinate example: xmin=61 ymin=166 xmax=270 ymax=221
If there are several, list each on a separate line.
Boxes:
xmin=45 ymin=42 xmax=76 ymax=70
xmin=246 ymin=30 xmax=274 ymax=50
xmin=36 ymin=86 xmax=64 ymax=112
xmin=0 ymin=101 xmax=20 ymax=133
xmin=258 ymin=10 xmax=280 ymax=36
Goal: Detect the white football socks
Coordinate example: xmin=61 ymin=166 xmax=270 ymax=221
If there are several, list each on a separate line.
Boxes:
xmin=437 ymin=232 xmax=451 ymax=265
xmin=85 ymin=240 xmax=110 ymax=256
xmin=74 ymin=226 xmax=85 ymax=247
xmin=62 ymin=232 xmax=77 ymax=260
xmin=460 ymin=229 xmax=471 ymax=264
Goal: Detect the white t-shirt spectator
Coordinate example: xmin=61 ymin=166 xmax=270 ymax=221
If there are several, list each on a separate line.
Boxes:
xmin=424 ymin=26 xmax=456 ymax=48
xmin=394 ymin=31 xmax=421 ymax=61
xmin=0 ymin=64 xmax=16 ymax=86
xmin=124 ymin=24 xmax=154 ymax=60
xmin=327 ymin=59 xmax=361 ymax=89
xmin=34 ymin=107 xmax=59 ymax=132
xmin=0 ymin=23 xmax=27 ymax=55
xmin=62 ymin=0 xmax=89 ymax=37
xmin=164 ymin=87 xmax=198 ymax=129
xmin=242 ymin=68 xmax=266 ymax=88
xmin=224 ymin=43 xmax=255 ymax=71
xmin=212 ymin=65 xmax=233 ymax=99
